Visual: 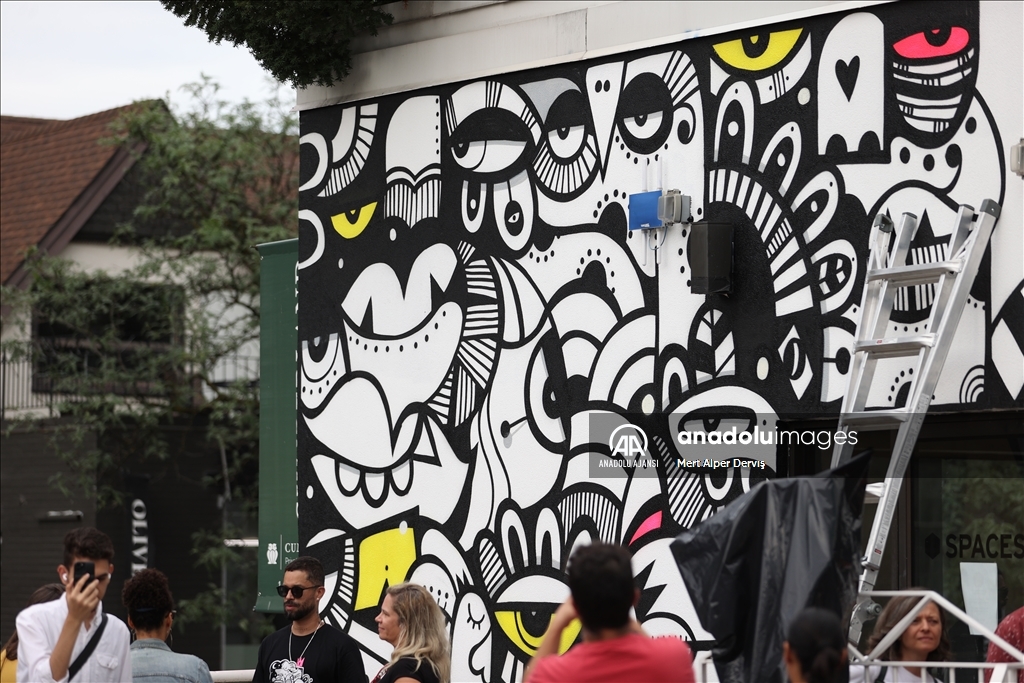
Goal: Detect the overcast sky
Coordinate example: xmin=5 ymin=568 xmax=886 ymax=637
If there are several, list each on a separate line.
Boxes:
xmin=0 ymin=0 xmax=289 ymax=120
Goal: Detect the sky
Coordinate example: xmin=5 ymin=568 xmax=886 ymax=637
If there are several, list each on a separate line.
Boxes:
xmin=0 ymin=0 xmax=290 ymax=120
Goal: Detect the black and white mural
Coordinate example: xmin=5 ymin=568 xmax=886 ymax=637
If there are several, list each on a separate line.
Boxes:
xmin=297 ymin=2 xmax=1022 ymax=679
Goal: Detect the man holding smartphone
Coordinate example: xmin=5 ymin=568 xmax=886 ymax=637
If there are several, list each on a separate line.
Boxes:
xmin=15 ymin=527 xmax=131 ymax=682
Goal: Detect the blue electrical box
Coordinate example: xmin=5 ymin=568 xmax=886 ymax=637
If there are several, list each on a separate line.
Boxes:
xmin=628 ymin=190 xmax=663 ymax=230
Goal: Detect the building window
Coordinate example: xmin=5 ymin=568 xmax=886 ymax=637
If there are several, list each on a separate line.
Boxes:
xmin=32 ymin=282 xmax=185 ymax=397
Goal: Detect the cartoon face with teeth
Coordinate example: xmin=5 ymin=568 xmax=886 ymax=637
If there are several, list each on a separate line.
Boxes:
xmin=298 ymin=96 xmax=479 ymax=535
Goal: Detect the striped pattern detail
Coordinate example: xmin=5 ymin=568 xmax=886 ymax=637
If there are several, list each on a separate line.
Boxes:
xmin=458 ymin=338 xmax=497 ymax=387
xmin=478 ymin=535 xmax=507 ymax=597
xmin=466 ymin=261 xmax=497 ymax=299
xmin=465 ymin=304 xmax=500 ymax=338
xmin=444 ymin=98 xmax=458 ymax=138
xmin=559 ymin=490 xmax=619 ymax=544
xmin=895 ymin=242 xmax=947 ymax=313
xmin=384 ymin=174 xmax=440 ymax=227
xmin=457 ymin=241 xmax=476 ymax=265
xmin=519 ymin=103 xmax=539 ymax=143
xmin=766 ymin=220 xmax=793 ymax=261
xmin=655 ymin=436 xmax=709 ymax=529
xmin=325 ymin=536 xmax=356 ymax=629
xmin=533 ymin=135 xmax=598 ymax=196
xmin=485 ymin=81 xmax=502 ymax=108
xmin=318 ymin=106 xmax=376 ymax=198
xmin=709 ymin=167 xmax=813 ymax=315
xmin=453 ymin=367 xmax=478 ymax=425
xmin=663 ymin=51 xmax=699 ymax=107
xmin=428 ymin=369 xmax=453 ymax=421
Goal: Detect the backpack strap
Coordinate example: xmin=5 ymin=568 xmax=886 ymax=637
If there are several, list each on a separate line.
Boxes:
xmin=68 ymin=612 xmax=108 ymax=681
xmin=874 ymin=665 xmax=888 ymax=683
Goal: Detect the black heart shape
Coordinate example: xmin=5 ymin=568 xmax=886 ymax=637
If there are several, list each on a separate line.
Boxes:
xmin=835 ymin=56 xmax=860 ymax=101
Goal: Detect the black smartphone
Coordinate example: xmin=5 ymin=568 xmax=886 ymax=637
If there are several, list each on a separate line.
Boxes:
xmin=73 ymin=561 xmax=95 ymax=585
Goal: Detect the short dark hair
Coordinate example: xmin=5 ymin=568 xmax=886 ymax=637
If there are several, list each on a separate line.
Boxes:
xmin=63 ymin=527 xmax=114 ymax=569
xmin=786 ymin=608 xmax=846 ymax=683
xmin=285 ymin=556 xmax=325 ymax=586
xmin=122 ymin=569 xmax=174 ymax=632
xmin=567 ymin=542 xmax=635 ymax=631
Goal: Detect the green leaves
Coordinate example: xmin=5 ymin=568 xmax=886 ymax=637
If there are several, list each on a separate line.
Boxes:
xmin=161 ymin=1 xmax=393 ymax=88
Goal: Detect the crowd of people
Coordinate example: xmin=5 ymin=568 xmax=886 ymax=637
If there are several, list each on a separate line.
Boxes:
xmin=3 ymin=526 xmax=1020 ymax=683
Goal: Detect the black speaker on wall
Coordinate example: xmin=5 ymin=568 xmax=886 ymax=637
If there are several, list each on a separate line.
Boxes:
xmin=688 ymin=222 xmax=733 ymax=294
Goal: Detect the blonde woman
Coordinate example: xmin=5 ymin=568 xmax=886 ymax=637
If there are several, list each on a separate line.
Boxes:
xmin=372 ymin=583 xmax=450 ymax=683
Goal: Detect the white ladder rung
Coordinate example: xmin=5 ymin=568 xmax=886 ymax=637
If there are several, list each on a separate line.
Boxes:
xmin=840 ymin=410 xmax=911 ymax=431
xmin=867 ymin=260 xmax=961 ymax=286
xmin=854 ymin=334 xmax=935 ymax=358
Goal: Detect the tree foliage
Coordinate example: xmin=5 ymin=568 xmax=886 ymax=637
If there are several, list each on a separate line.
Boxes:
xmin=161 ymin=1 xmax=393 ymax=88
xmin=1 ymin=79 xmax=298 ymax=642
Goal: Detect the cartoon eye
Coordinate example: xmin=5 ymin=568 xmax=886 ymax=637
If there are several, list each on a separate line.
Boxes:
xmin=533 ymin=89 xmax=597 ymax=198
xmin=547 ymin=126 xmax=586 ymax=160
xmin=449 ymin=109 xmax=533 ymax=176
xmin=893 ymin=27 xmax=969 ymax=59
xmin=495 ymin=609 xmax=580 ymax=657
xmin=453 ymin=140 xmax=487 ymax=170
xmin=623 ymin=111 xmax=664 ymax=140
xmin=331 ymin=202 xmax=377 ymax=239
xmin=713 ymin=29 xmax=802 ymax=71
xmin=492 ymin=169 xmax=535 ymax=253
xmin=301 ymin=334 xmax=339 ymax=382
xmin=616 ymin=73 xmax=673 ymax=154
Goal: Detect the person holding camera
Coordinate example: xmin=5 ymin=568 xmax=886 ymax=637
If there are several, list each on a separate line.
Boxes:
xmin=15 ymin=527 xmax=131 ymax=682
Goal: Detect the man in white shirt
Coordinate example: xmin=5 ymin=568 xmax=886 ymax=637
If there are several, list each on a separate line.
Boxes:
xmin=16 ymin=527 xmax=131 ymax=682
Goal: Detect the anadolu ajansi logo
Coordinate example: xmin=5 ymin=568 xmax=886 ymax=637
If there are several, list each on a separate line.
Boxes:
xmin=608 ymin=423 xmax=649 ymax=460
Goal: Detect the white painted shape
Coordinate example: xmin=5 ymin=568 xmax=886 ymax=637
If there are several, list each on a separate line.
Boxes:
xmin=345 ymin=302 xmax=462 ymax=415
xmin=816 ymin=12 xmax=884 ymax=155
xmin=960 ymin=562 xmax=999 ymax=635
xmin=386 ymin=96 xmax=441 ymax=180
xmin=298 ymin=132 xmax=328 ymax=192
xmin=991 ymin=319 xmax=1024 ymax=399
xmin=331 ymin=107 xmax=357 ymax=161
xmin=341 ymin=243 xmax=456 ymax=336
xmin=585 ymin=60 xmax=625 ymax=175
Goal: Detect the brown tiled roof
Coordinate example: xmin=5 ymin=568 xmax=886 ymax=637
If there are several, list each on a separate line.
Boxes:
xmin=1 ymin=105 xmax=140 ymax=286
xmin=1 ymin=115 xmax=58 ymax=142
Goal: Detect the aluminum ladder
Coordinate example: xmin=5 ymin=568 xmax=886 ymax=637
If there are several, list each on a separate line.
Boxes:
xmin=830 ymin=199 xmax=1001 ymax=644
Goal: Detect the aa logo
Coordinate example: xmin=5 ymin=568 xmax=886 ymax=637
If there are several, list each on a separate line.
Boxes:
xmin=608 ymin=424 xmax=649 ymax=460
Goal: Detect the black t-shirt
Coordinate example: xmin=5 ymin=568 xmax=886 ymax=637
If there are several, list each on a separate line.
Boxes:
xmin=252 ymin=623 xmax=367 ymax=683
xmin=370 ymin=657 xmax=442 ymax=683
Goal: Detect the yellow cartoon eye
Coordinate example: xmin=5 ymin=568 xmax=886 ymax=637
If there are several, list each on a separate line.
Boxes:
xmin=713 ymin=29 xmax=803 ymax=71
xmin=331 ymin=201 xmax=377 ymax=239
xmin=495 ymin=610 xmax=580 ymax=656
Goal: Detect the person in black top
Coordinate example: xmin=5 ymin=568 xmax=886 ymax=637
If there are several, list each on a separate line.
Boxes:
xmin=371 ymin=583 xmax=449 ymax=683
xmin=253 ymin=556 xmax=366 ymax=683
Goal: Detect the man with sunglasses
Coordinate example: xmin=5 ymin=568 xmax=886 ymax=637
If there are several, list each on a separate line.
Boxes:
xmin=253 ymin=556 xmax=366 ymax=683
xmin=15 ymin=527 xmax=131 ymax=682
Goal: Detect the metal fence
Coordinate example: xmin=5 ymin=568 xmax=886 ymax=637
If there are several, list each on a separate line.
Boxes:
xmin=1 ymin=349 xmax=259 ymax=421
xmin=207 ymin=592 xmax=1023 ymax=682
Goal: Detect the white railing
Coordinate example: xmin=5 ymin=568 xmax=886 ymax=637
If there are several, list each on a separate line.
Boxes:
xmin=211 ymin=670 xmax=254 ymax=683
xmin=849 ymin=590 xmax=1024 ymax=683
xmin=211 ymin=591 xmax=1023 ymax=683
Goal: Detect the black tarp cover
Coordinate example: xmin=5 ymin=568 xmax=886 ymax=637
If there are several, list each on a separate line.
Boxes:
xmin=671 ymin=455 xmax=869 ymax=683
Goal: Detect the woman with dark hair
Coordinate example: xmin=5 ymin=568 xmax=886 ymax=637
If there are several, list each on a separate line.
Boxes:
xmin=0 ymin=584 xmax=64 ymax=683
xmin=372 ymin=583 xmax=450 ymax=683
xmin=783 ymin=608 xmax=848 ymax=683
xmin=122 ymin=568 xmax=212 ymax=683
xmin=850 ymin=591 xmax=951 ymax=683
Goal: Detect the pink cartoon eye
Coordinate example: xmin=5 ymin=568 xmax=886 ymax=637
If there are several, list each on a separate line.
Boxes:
xmin=893 ymin=27 xmax=969 ymax=59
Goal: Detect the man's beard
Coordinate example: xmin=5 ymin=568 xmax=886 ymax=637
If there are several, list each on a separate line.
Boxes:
xmin=286 ymin=602 xmax=314 ymax=622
